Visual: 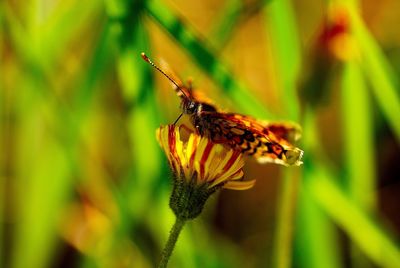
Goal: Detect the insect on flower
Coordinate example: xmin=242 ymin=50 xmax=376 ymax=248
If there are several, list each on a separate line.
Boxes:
xmin=142 ymin=53 xmax=303 ymax=166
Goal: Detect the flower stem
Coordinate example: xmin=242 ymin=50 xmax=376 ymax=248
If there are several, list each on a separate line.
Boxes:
xmin=158 ymin=217 xmax=186 ymax=268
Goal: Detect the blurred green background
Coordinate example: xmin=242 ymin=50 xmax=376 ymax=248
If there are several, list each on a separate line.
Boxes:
xmin=1 ymin=0 xmax=400 ymax=267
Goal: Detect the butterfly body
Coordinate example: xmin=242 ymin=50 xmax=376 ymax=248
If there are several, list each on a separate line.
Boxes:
xmin=141 ymin=53 xmax=303 ymax=166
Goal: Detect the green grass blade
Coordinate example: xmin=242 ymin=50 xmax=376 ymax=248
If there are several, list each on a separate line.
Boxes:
xmin=295 ymin=184 xmax=342 ymax=268
xmin=341 ymin=60 xmax=376 ymax=209
xmin=308 ymin=164 xmax=400 ymax=268
xmin=301 ymin=106 xmax=400 ymax=267
xmin=210 ymin=1 xmax=269 ymax=50
xmin=0 ymin=5 xmax=5 ymax=266
xmin=73 ymin=21 xmax=114 ymax=115
xmin=272 ymin=170 xmax=300 ymax=268
xmin=263 ymin=1 xmax=302 ymax=267
xmin=12 ymin=92 xmax=73 ymax=268
xmin=342 ymin=58 xmax=377 ymax=267
xmin=263 ymin=0 xmax=301 ymax=121
xmin=3 ymin=0 xmax=103 ymax=76
xmin=145 ymin=0 xmax=273 ymax=119
xmin=208 ymin=0 xmax=242 ymax=49
xmin=294 ymin=109 xmax=342 ymax=268
xmin=2 ymin=3 xmax=45 ymax=76
xmin=108 ymin=3 xmax=163 ymax=222
xmin=347 ymin=5 xmax=400 ymax=142
xmin=40 ymin=0 xmax=104 ymax=67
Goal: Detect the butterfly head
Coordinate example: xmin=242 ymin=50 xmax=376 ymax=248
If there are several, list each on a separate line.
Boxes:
xmin=181 ymin=98 xmax=198 ymax=115
xmin=181 ymin=98 xmax=217 ymax=116
xmin=141 ymin=52 xmax=217 ymax=117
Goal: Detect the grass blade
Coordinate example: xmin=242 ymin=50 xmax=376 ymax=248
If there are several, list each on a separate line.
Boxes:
xmin=346 ymin=4 xmax=400 ymax=142
xmin=272 ymin=170 xmax=300 ymax=268
xmin=294 ymin=109 xmax=342 ymax=268
xmin=308 ymin=163 xmax=400 ymax=268
xmin=264 ymin=1 xmax=302 ymax=267
xmin=295 ymin=184 xmax=342 ymax=268
xmin=263 ymin=0 xmax=301 ymax=121
xmin=341 ymin=60 xmax=376 ymax=209
xmin=12 ymin=92 xmax=73 ymax=268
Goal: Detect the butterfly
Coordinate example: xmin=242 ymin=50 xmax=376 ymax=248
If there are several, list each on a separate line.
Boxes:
xmin=141 ymin=53 xmax=303 ymax=166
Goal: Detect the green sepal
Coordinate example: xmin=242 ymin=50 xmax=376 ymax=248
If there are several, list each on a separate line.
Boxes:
xmin=169 ymin=174 xmax=217 ymax=220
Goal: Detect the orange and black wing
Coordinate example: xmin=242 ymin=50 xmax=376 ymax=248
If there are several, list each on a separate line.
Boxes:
xmin=199 ymin=112 xmax=303 ymax=166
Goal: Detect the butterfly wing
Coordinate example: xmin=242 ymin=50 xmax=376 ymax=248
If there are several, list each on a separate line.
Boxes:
xmin=197 ymin=112 xmax=303 ymax=166
xmin=258 ymin=121 xmax=302 ymax=144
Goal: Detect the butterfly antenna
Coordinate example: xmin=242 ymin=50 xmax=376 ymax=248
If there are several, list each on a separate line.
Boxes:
xmin=141 ymin=53 xmax=188 ymax=98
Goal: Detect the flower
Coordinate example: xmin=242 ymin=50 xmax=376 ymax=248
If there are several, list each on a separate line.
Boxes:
xmin=318 ymin=5 xmax=357 ymax=61
xmin=156 ymin=125 xmax=255 ymax=220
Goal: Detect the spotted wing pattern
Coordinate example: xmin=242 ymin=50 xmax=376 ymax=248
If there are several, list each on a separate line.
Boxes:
xmin=196 ymin=112 xmax=303 ymax=166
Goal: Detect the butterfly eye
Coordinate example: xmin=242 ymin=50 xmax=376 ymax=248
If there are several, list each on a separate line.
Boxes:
xmin=182 ymin=100 xmax=197 ymax=114
xmin=185 ymin=101 xmax=196 ymax=112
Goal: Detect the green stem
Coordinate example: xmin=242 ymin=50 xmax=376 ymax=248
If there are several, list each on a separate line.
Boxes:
xmin=158 ymin=217 xmax=186 ymax=268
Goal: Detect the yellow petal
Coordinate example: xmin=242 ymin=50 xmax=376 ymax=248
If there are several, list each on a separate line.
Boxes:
xmin=193 ymin=137 xmax=209 ymax=182
xmin=224 ymin=152 xmax=244 ymax=177
xmin=223 ymin=180 xmax=256 ymax=190
xmin=212 ymin=151 xmax=244 ymax=184
xmin=203 ymin=144 xmax=223 ymax=182
xmin=185 ymin=134 xmax=196 ymax=164
xmin=226 ymin=170 xmax=244 ymax=181
xmin=209 ymin=169 xmax=244 ymax=188
xmin=156 ymin=127 xmax=170 ymax=160
xmin=207 ymin=149 xmax=233 ymax=180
